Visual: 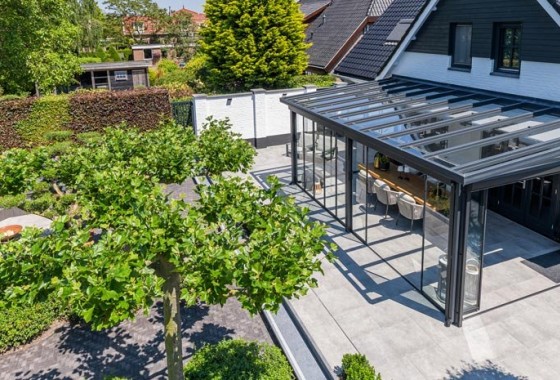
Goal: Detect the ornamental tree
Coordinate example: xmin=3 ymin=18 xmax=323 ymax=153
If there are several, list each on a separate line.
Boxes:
xmin=0 ymin=120 xmax=333 ymax=380
xmin=200 ymin=0 xmax=310 ymax=92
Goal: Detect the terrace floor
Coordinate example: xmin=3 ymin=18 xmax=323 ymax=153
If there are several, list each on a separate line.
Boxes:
xmin=250 ymin=144 xmax=560 ymax=379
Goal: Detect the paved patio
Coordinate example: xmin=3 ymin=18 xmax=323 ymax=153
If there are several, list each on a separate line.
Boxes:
xmin=251 ymin=145 xmax=560 ymax=379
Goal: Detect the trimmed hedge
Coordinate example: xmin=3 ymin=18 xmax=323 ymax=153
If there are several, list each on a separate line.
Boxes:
xmin=184 ymin=339 xmax=294 ymax=380
xmin=0 ymin=88 xmax=172 ymax=151
xmin=0 ymin=297 xmax=64 ymax=354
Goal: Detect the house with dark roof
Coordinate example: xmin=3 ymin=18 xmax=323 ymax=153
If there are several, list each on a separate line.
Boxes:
xmin=282 ymin=0 xmax=560 ymax=328
xmin=335 ymin=0 xmax=426 ymax=80
xmin=298 ymin=0 xmax=331 ymax=23
xmin=303 ymin=0 xmax=395 ymax=74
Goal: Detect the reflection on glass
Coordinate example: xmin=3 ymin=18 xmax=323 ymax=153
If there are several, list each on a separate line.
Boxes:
xmin=463 ymin=191 xmax=486 ymax=313
xmin=422 ymin=177 xmax=451 ymax=308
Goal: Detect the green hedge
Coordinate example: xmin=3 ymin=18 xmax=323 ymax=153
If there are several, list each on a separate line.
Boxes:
xmin=0 ymin=297 xmax=64 ymax=354
xmin=0 ymin=88 xmax=172 ymax=151
xmin=340 ymin=354 xmax=382 ymax=380
xmin=184 ymin=339 xmax=294 ymax=380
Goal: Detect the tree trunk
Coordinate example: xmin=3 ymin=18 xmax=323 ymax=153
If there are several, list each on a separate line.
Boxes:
xmin=157 ymin=256 xmax=185 ymax=380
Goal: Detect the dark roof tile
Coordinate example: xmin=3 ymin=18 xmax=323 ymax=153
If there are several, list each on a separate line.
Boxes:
xmin=306 ymin=0 xmax=395 ymax=70
xmin=335 ymin=0 xmax=426 ymax=79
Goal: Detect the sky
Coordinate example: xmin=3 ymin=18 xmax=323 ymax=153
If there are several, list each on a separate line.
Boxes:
xmin=97 ymin=0 xmax=206 ymax=13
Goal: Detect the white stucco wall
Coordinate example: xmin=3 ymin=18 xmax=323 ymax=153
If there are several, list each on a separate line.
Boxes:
xmin=390 ymin=52 xmax=560 ymax=102
xmin=192 ymin=86 xmax=318 ymax=147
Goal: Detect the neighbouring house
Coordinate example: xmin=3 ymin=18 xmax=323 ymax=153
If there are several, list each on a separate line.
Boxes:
xmin=298 ymin=0 xmax=331 ymax=23
xmin=123 ymin=7 xmax=206 ymax=61
xmin=335 ymin=0 xmax=427 ymax=80
xmin=282 ymin=0 xmax=560 ymax=328
xmin=303 ymin=0 xmax=395 ymax=74
xmin=77 ymin=61 xmax=150 ymax=91
xmin=132 ymin=44 xmax=173 ymax=65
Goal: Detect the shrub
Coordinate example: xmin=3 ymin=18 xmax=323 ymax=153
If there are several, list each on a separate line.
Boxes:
xmin=0 ymin=296 xmax=63 ymax=354
xmin=68 ymin=88 xmax=172 ymax=133
xmin=289 ymin=74 xmax=336 ymax=89
xmin=46 ymin=141 xmax=74 ymax=157
xmin=0 ymin=193 xmax=26 ymax=209
xmin=0 ymin=148 xmax=49 ymax=195
xmin=15 ymin=95 xmax=71 ymax=144
xmin=340 ymin=354 xmax=381 ymax=380
xmin=0 ymin=94 xmax=26 ymax=102
xmin=183 ymin=339 xmax=294 ymax=380
xmin=76 ymin=131 xmax=103 ymax=145
xmin=45 ymin=130 xmax=73 ymax=142
xmin=156 ymin=83 xmax=193 ymax=100
xmin=77 ymin=56 xmax=103 ymax=64
xmin=108 ymin=46 xmax=121 ymax=62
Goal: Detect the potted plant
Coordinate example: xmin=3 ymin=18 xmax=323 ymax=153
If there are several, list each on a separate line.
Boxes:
xmin=374 ymin=153 xmax=391 ymax=171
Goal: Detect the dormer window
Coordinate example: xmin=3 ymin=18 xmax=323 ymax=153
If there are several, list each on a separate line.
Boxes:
xmin=450 ymin=24 xmax=472 ymax=69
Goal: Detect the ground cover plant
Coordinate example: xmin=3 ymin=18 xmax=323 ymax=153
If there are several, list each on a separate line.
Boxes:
xmin=0 ymin=119 xmax=334 ymax=379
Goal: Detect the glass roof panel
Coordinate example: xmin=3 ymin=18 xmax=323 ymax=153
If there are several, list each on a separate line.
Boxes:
xmin=280 ymin=77 xmax=560 ymax=185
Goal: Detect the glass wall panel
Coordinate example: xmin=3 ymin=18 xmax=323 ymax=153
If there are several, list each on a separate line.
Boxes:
xmin=323 ymin=127 xmax=339 ymax=218
xmin=422 ymin=177 xmax=451 ymax=309
xmin=336 ymin=133 xmax=347 ymax=223
xmin=353 ymin=148 xmax=428 ymax=290
xmin=353 ymin=142 xmax=368 ymax=242
xmin=463 ymin=190 xmax=487 ymax=313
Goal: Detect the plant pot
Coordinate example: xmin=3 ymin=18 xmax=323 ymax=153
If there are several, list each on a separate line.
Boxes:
xmin=379 ymin=161 xmax=390 ymax=171
xmin=0 ymin=225 xmax=23 ymax=242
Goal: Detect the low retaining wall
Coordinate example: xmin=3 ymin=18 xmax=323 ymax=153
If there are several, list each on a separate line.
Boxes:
xmin=192 ymin=86 xmax=318 ymax=148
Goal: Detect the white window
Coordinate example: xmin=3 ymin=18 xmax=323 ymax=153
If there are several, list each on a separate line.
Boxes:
xmin=115 ymin=71 xmax=128 ymax=81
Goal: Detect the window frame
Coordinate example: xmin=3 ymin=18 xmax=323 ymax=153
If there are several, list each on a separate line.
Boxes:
xmin=115 ymin=70 xmax=128 ymax=81
xmin=493 ymin=23 xmax=522 ymax=75
xmin=133 ymin=21 xmax=145 ymax=34
xmin=449 ymin=23 xmax=473 ymax=70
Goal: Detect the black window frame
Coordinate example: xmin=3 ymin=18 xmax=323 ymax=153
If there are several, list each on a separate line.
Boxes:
xmin=493 ymin=23 xmax=522 ymax=75
xmin=449 ymin=23 xmax=473 ymax=70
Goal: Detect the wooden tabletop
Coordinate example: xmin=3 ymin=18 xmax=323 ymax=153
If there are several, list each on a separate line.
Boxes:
xmin=358 ymin=163 xmax=435 ymax=208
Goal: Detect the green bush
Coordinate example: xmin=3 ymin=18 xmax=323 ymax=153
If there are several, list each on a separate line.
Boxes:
xmin=0 ymin=94 xmax=26 ymax=102
xmin=0 ymin=297 xmax=63 ymax=354
xmin=45 ymin=130 xmax=73 ymax=142
xmin=0 ymin=148 xmax=49 ymax=195
xmin=15 ymin=95 xmax=70 ymax=144
xmin=76 ymin=131 xmax=102 ymax=145
xmin=108 ymin=46 xmax=121 ymax=62
xmin=340 ymin=354 xmax=381 ymax=380
xmin=0 ymin=193 xmax=26 ymax=209
xmin=183 ymin=339 xmax=294 ymax=380
xmin=77 ymin=56 xmax=103 ymax=64
xmin=46 ymin=141 xmax=74 ymax=157
xmin=289 ymin=74 xmax=336 ymax=88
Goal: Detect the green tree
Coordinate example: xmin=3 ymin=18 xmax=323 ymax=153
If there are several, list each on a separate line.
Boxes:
xmin=74 ymin=0 xmax=106 ymax=53
xmin=0 ymin=121 xmax=333 ymax=380
xmin=104 ymin=0 xmax=171 ymax=44
xmin=0 ymin=0 xmax=82 ymax=94
xmin=200 ymin=0 xmax=310 ymax=92
xmin=166 ymin=10 xmax=197 ymax=61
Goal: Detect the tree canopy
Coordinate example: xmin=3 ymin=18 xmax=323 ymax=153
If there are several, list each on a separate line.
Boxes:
xmin=0 ymin=0 xmax=82 ymax=94
xmin=0 ymin=120 xmax=333 ymax=380
xmin=200 ymin=0 xmax=310 ymax=92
